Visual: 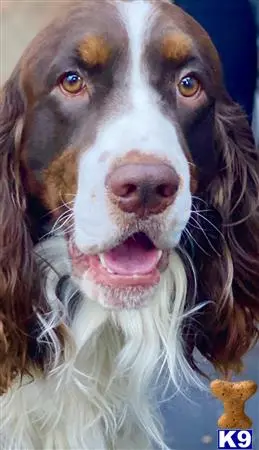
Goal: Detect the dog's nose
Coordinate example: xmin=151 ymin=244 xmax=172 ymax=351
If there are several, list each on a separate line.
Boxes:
xmin=107 ymin=163 xmax=180 ymax=216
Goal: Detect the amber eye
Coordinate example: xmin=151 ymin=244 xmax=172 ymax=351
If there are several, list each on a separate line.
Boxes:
xmin=59 ymin=71 xmax=86 ymax=95
xmin=178 ymin=75 xmax=201 ymax=97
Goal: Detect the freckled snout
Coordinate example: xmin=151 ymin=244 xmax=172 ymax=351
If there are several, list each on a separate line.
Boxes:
xmin=106 ymin=163 xmax=180 ymax=217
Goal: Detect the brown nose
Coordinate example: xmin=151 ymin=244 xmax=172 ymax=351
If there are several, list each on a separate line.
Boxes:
xmin=106 ymin=163 xmax=180 ymax=216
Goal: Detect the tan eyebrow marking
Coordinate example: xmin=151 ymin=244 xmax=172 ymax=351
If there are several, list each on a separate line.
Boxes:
xmin=78 ymin=35 xmax=111 ymax=67
xmin=161 ymin=32 xmax=192 ymax=62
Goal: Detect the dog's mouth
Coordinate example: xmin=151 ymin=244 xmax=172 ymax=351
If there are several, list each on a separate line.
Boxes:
xmin=70 ymin=232 xmax=168 ymax=287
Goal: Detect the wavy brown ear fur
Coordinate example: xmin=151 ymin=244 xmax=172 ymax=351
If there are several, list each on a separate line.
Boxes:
xmin=0 ymin=71 xmax=38 ymax=393
xmin=0 ymin=71 xmax=67 ymax=394
xmin=195 ymin=95 xmax=259 ymax=375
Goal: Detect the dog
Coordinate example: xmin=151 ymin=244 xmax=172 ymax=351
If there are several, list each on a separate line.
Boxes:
xmin=1 ymin=0 xmax=259 ymax=448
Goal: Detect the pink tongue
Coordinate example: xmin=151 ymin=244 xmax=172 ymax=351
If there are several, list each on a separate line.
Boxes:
xmin=102 ymin=234 xmax=160 ymax=275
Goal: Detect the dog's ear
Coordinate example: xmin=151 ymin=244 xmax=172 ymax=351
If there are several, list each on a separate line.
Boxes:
xmin=0 ymin=71 xmax=45 ymax=393
xmin=193 ymin=94 xmax=259 ymax=375
xmin=0 ymin=71 xmax=71 ymax=394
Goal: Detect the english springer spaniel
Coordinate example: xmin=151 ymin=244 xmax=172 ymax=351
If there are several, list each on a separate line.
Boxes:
xmin=0 ymin=0 xmax=259 ymax=448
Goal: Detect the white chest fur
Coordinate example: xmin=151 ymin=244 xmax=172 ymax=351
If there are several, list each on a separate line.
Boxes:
xmin=0 ymin=250 xmax=202 ymax=449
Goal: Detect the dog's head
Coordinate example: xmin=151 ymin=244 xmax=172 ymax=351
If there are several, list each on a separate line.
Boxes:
xmin=1 ymin=0 xmax=259 ymax=390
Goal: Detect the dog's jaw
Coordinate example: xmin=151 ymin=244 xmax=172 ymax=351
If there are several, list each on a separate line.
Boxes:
xmin=68 ymin=231 xmax=172 ymax=309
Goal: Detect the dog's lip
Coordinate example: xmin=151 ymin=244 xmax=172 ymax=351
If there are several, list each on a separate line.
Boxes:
xmin=68 ymin=232 xmax=169 ymax=287
xmin=84 ymin=255 xmax=161 ymax=287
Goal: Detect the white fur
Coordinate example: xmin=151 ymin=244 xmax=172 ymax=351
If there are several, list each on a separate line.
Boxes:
xmin=0 ymin=235 xmax=204 ymax=449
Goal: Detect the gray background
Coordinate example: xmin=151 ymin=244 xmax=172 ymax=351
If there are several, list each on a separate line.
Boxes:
xmin=160 ymin=347 xmax=259 ymax=449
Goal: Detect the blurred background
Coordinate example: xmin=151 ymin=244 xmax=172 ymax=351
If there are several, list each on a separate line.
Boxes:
xmin=0 ymin=1 xmax=258 ymax=449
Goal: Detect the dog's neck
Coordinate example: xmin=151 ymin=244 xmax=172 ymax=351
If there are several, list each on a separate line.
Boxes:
xmin=25 ymin=237 xmax=203 ymax=445
xmin=3 ymin=235 xmax=204 ymax=449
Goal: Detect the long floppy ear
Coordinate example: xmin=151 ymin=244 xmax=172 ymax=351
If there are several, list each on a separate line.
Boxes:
xmin=193 ymin=94 xmax=259 ymax=375
xmin=0 ymin=71 xmax=56 ymax=393
xmin=0 ymin=71 xmax=36 ymax=392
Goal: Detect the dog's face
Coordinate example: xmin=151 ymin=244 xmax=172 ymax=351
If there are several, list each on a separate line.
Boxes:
xmin=18 ymin=0 xmax=222 ymax=309
xmin=1 ymin=0 xmax=259 ymax=392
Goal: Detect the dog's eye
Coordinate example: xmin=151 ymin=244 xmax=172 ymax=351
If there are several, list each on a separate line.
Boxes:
xmin=59 ymin=71 xmax=86 ymax=95
xmin=178 ymin=75 xmax=200 ymax=97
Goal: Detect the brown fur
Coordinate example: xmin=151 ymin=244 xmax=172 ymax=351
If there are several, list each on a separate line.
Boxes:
xmin=191 ymin=97 xmax=259 ymax=375
xmin=78 ymin=35 xmax=111 ymax=68
xmin=0 ymin=0 xmax=259 ymax=396
xmin=42 ymin=148 xmax=78 ymax=213
xmin=0 ymin=72 xmax=68 ymax=394
xmin=113 ymin=149 xmax=173 ymax=166
xmin=161 ymin=32 xmax=192 ymax=62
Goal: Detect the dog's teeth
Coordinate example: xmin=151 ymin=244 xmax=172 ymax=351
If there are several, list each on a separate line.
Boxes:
xmin=157 ymin=250 xmax=163 ymax=262
xmin=99 ymin=254 xmax=106 ymax=267
xmin=99 ymin=254 xmax=115 ymax=273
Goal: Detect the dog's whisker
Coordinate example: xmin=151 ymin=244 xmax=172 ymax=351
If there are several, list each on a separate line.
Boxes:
xmin=39 ymin=211 xmax=73 ymax=241
xmin=191 ymin=195 xmax=209 ymax=207
xmin=192 ymin=211 xmax=224 ymax=240
xmin=191 ymin=208 xmax=213 ymax=214
xmin=43 ymin=204 xmax=68 ymax=218
xmin=52 ymin=216 xmax=73 ymax=233
xmin=42 ymin=199 xmax=75 ymax=219
xmin=188 ymin=216 xmax=221 ymax=257
xmin=52 ymin=212 xmax=72 ymax=228
xmin=189 ymin=203 xmax=223 ymax=255
xmin=182 ymin=227 xmax=211 ymax=257
xmin=59 ymin=193 xmax=75 ymax=211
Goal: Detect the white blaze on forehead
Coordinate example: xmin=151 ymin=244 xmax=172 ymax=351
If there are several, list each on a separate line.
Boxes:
xmin=113 ymin=0 xmax=186 ymax=170
xmin=117 ymin=0 xmax=153 ymax=96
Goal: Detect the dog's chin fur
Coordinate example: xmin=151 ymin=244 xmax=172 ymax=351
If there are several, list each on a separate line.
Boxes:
xmin=0 ymin=235 xmax=204 ymax=450
xmin=82 ymin=282 xmax=158 ymax=310
xmin=76 ymin=275 xmax=160 ymax=310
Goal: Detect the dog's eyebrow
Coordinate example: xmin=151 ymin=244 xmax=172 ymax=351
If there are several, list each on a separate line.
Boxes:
xmin=161 ymin=32 xmax=193 ymax=63
xmin=77 ymin=35 xmax=111 ymax=68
